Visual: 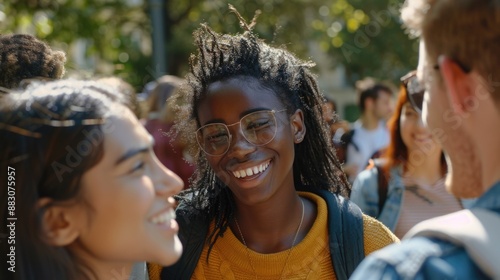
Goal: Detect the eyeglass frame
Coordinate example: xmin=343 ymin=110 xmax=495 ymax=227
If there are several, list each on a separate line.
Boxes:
xmin=195 ymin=109 xmax=288 ymax=156
xmin=401 ymin=70 xmax=425 ymax=113
xmin=402 ymin=59 xmax=472 ymax=113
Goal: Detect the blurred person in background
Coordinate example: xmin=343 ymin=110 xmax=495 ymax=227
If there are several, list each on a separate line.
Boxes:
xmin=343 ymin=78 xmax=394 ymax=183
xmin=0 ymin=34 xmax=66 ymax=90
xmin=350 ymin=72 xmax=472 ymax=238
xmin=144 ymin=75 xmax=195 ymax=188
xmin=322 ymin=97 xmax=351 ymax=164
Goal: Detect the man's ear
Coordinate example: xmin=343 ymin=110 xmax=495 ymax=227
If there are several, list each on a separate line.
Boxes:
xmin=439 ymin=55 xmax=473 ymax=115
xmin=38 ymin=198 xmax=81 ymax=246
xmin=290 ymin=109 xmax=306 ymax=143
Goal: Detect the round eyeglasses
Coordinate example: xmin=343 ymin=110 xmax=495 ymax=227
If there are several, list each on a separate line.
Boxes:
xmin=196 ymin=109 xmax=287 ymax=156
xmin=401 ymin=71 xmax=425 ymax=113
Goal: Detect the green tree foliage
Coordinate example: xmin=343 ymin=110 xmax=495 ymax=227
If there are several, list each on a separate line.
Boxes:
xmin=1 ymin=0 xmax=417 ymax=89
xmin=312 ymin=0 xmax=418 ymax=84
xmin=1 ymin=0 xmax=151 ymax=88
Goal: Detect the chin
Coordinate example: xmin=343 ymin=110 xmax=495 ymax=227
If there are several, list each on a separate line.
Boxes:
xmin=154 ymin=235 xmax=183 ymax=266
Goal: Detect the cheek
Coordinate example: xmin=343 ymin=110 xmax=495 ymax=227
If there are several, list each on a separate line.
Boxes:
xmin=87 ymin=176 xmax=155 ymax=230
xmin=399 ymin=119 xmax=412 ymax=145
xmin=205 ymin=156 xmax=232 ymax=184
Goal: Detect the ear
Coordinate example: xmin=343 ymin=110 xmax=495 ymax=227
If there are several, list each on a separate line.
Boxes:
xmin=439 ymin=55 xmax=474 ymax=115
xmin=38 ymin=198 xmax=82 ymax=246
xmin=290 ymin=109 xmax=306 ymax=143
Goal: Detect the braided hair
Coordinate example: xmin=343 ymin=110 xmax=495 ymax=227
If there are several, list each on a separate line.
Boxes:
xmin=171 ymin=11 xmax=350 ymax=256
xmin=0 ymin=34 xmax=66 ymax=89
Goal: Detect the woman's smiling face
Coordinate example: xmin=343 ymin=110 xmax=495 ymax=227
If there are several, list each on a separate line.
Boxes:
xmin=197 ymin=76 xmax=304 ymax=205
xmin=68 ymin=108 xmax=184 ymax=268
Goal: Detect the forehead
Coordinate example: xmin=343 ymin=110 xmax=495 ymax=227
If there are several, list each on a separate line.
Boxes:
xmin=377 ymin=91 xmax=392 ymax=100
xmin=102 ymin=109 xmax=151 ymax=161
xmin=197 ymin=77 xmax=284 ymax=124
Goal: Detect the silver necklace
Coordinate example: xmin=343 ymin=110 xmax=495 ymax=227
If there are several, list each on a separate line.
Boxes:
xmin=234 ymin=198 xmax=305 ymax=279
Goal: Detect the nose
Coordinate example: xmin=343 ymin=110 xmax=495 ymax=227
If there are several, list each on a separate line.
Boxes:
xmin=153 ymin=157 xmax=184 ymax=198
xmin=225 ymin=126 xmax=256 ymax=158
xmin=414 ymin=114 xmax=429 ymax=133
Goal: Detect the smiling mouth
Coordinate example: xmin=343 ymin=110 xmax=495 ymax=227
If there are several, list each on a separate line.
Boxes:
xmin=414 ymin=135 xmax=432 ymax=142
xmin=149 ymin=209 xmax=176 ymax=225
xmin=232 ymin=160 xmax=270 ymax=179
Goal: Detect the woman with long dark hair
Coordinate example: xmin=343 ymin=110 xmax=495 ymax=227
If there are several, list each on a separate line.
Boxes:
xmin=0 ymin=80 xmax=183 ymax=280
xmin=151 ymin=8 xmax=398 ymax=280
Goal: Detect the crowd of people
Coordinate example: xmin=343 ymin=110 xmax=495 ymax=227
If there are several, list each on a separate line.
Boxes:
xmin=1 ymin=0 xmax=499 ymax=279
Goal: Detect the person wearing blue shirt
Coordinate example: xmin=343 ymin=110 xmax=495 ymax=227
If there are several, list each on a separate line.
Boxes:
xmin=351 ymin=0 xmax=500 ymax=279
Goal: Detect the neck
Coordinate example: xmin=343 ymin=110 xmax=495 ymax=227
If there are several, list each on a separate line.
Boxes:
xmin=405 ymin=148 xmax=443 ymax=186
xmin=70 ymin=242 xmax=133 ymax=280
xmin=478 ymin=129 xmax=500 ymax=193
xmin=468 ymin=97 xmax=500 ymax=195
xmin=92 ymin=263 xmax=133 ymax=280
xmin=360 ymin=114 xmax=380 ymax=130
xmin=233 ymin=192 xmax=304 ymax=254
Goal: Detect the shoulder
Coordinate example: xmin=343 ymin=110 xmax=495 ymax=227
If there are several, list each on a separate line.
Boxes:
xmin=362 ymin=214 xmax=399 ymax=255
xmin=304 ymin=190 xmax=364 ymax=230
xmin=353 ymin=168 xmax=378 ymax=189
xmin=350 ymin=168 xmax=379 ymax=203
xmin=351 ymin=237 xmax=489 ymax=280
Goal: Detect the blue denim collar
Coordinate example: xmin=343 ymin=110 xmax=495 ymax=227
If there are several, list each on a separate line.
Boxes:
xmin=472 ymin=181 xmax=500 ymax=212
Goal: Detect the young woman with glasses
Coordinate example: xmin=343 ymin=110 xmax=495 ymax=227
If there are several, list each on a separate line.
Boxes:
xmin=150 ymin=9 xmax=398 ymax=280
xmin=350 ymin=71 xmax=472 ymax=238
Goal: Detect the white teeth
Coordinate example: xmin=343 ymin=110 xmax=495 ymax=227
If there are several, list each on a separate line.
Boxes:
xmin=151 ymin=210 xmax=176 ymax=225
xmin=246 ymin=168 xmax=253 ymax=176
xmin=232 ymin=161 xmax=270 ymax=179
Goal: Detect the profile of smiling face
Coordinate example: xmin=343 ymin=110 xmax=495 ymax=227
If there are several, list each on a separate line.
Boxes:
xmin=417 ymin=41 xmax=482 ymax=198
xmin=196 ymin=76 xmax=305 ymax=205
xmin=59 ymin=107 xmax=184 ymax=272
xmin=0 ymin=80 xmax=185 ymax=279
xmin=31 ymin=97 xmax=183 ymax=279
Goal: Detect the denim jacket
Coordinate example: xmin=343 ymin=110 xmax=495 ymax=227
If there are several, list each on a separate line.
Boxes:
xmin=350 ymin=166 xmax=405 ymax=231
xmin=350 ymin=165 xmax=475 ymax=232
xmin=350 ymin=182 xmax=500 ymax=280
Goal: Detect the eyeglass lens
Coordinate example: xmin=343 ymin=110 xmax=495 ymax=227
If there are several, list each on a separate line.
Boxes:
xmin=407 ymin=76 xmax=425 ymax=112
xmin=196 ymin=110 xmax=279 ymax=155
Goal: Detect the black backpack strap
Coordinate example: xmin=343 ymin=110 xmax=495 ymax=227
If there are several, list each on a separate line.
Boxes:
xmin=375 ymin=164 xmax=389 ymax=217
xmin=340 ymin=129 xmax=359 ymax=152
xmin=161 ymin=204 xmax=208 ymax=280
xmin=314 ymin=189 xmax=365 ymax=280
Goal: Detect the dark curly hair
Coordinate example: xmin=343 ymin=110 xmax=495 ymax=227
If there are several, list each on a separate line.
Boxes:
xmin=0 ymin=34 xmax=66 ymax=89
xmin=171 ymin=10 xmax=350 ymax=256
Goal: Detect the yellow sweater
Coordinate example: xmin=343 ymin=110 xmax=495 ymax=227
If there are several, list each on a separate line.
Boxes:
xmin=149 ymin=192 xmax=398 ymax=279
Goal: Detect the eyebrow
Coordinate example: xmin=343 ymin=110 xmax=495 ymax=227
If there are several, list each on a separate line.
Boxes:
xmin=114 ymin=136 xmax=155 ymax=166
xmin=115 ymin=147 xmax=149 ymax=166
xmin=202 ymin=107 xmax=272 ymax=125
